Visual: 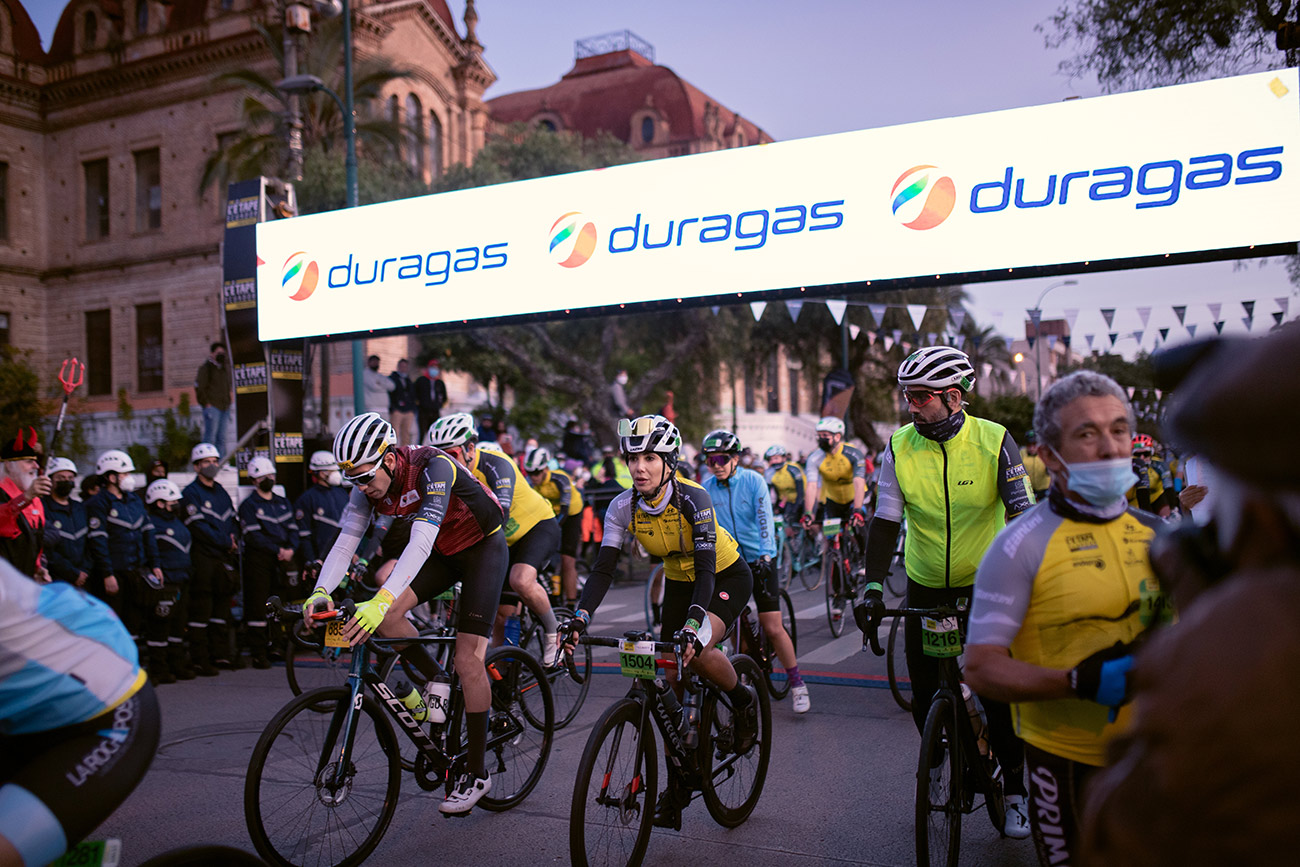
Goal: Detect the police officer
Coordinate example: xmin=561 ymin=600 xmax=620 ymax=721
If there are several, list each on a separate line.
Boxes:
xmin=239 ymin=456 xmax=298 ymax=669
xmin=294 ymin=451 xmax=349 ymax=589
xmin=181 ymin=443 xmax=238 ymax=675
xmin=145 ymin=479 xmax=194 ymax=683
xmin=86 ymin=450 xmax=162 ymax=669
xmin=40 ymin=457 xmax=89 ymax=587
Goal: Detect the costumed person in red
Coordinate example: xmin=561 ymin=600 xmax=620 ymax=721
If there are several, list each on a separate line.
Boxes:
xmin=0 ymin=427 xmax=49 ymax=579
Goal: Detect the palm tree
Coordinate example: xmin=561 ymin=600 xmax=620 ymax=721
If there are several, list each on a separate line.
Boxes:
xmin=198 ymin=18 xmax=414 ymax=204
xmin=960 ymin=322 xmax=1013 ymax=396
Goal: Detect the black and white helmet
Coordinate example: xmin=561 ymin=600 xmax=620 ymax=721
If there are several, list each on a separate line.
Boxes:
xmin=619 ymin=415 xmax=681 ymax=467
xmin=764 ymin=444 xmax=787 ymax=461
xmin=427 ymin=412 xmax=477 ymax=449
xmin=897 ymin=346 xmax=976 ymax=392
xmin=702 ymin=429 xmax=741 ymax=455
xmin=523 ymin=447 xmax=550 ymax=473
xmin=333 ymin=412 xmax=395 ymax=472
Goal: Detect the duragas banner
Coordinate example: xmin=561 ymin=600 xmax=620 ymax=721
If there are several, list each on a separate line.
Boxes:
xmin=256 ymin=69 xmax=1300 ymax=341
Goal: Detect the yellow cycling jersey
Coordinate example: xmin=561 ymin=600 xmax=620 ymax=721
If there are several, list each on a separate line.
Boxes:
xmin=533 ymin=467 xmax=583 ymax=518
xmin=1126 ymin=465 xmax=1165 ymax=512
xmin=806 ymin=442 xmax=866 ymax=505
xmin=969 ymin=498 xmax=1170 ymax=766
xmin=600 ymin=479 xmax=740 ymax=582
xmin=470 ymin=448 xmax=556 ymax=545
xmin=1022 ymin=452 xmax=1051 ymax=495
xmin=765 ymin=462 xmax=805 ymax=505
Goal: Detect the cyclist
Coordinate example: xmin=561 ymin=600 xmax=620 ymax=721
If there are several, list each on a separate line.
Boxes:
xmin=561 ymin=414 xmax=756 ymax=831
xmin=702 ymin=430 xmax=810 ymax=714
xmin=852 ymin=345 xmax=1034 ymax=838
xmin=303 ymin=412 xmax=508 ymax=815
xmin=764 ymin=444 xmax=806 ymax=528
xmin=523 ymin=446 xmax=583 ymax=607
xmin=0 ymin=559 xmax=160 ymax=867
xmin=1021 ymin=430 xmax=1051 ymax=501
xmin=802 ymin=416 xmax=869 ymax=621
xmin=1127 ymin=433 xmax=1170 ymax=517
xmin=428 ymin=413 xmax=563 ymax=662
xmin=965 ymin=370 xmax=1168 ymax=865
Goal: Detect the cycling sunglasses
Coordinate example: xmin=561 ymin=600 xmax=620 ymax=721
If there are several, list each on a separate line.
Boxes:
xmin=343 ymin=464 xmax=380 ymax=486
xmin=705 ymin=454 xmax=734 ymax=468
xmin=903 ymin=388 xmax=946 ymax=408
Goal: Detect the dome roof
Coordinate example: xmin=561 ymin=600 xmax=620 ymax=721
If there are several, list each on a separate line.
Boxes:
xmin=2 ymin=0 xmax=47 ymax=62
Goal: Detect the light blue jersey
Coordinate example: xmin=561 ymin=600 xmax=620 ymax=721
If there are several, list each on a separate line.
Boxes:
xmin=702 ymin=467 xmax=776 ymax=562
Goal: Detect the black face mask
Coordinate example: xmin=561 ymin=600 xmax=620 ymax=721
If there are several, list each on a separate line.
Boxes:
xmin=257 ymin=478 xmax=276 ymax=493
xmin=151 ymin=503 xmax=174 ymax=518
xmin=214 ymin=353 xmax=226 ymax=365
xmin=915 ymin=409 xmax=967 ymax=443
xmin=53 ymin=480 xmax=75 ymax=498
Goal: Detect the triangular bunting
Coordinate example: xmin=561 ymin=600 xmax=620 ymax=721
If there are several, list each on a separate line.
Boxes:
xmin=1064 ymin=308 xmax=1079 ymax=331
xmin=1085 ymin=334 xmax=1096 ymax=350
xmin=710 ymin=306 xmax=720 ymax=316
xmin=901 ymin=341 xmax=913 ymax=354
xmin=1027 ymin=307 xmax=1043 ymax=326
xmin=866 ymin=331 xmax=877 ymax=346
xmin=1159 ymin=327 xmax=1169 ymax=340
xmin=1214 ymin=321 xmax=1225 ymax=334
xmin=1136 ymin=307 xmax=1151 ymax=328
xmin=1101 ymin=308 xmax=1116 ymax=328
xmin=1173 ymin=305 xmax=1187 ymax=325
xmin=1134 ymin=330 xmax=1144 ymax=345
xmin=1277 ymin=297 xmax=1290 ymax=318
xmin=1208 ymin=302 xmax=1222 ymax=321
xmin=1108 ymin=332 xmax=1118 ymax=347
xmin=883 ymin=336 xmax=895 ymax=352
xmin=849 ymin=324 xmax=861 ymax=340
xmin=953 ymin=334 xmax=966 ymax=349
xmin=1046 ymin=335 xmax=1057 ymax=349
xmin=825 ymin=299 xmax=848 ymax=325
xmin=1242 ymin=316 xmax=1252 ymax=332
xmin=1126 ymin=386 xmax=1136 ymax=398
xmin=1187 ymin=324 xmax=1198 ymax=338
xmin=907 ymin=304 xmax=928 ymax=332
xmin=786 ymin=299 xmax=804 ymax=321
xmin=750 ymin=301 xmax=767 ymax=321
xmin=1275 ymin=311 xmax=1285 ymax=326
xmin=925 ymin=332 xmax=937 ymax=346
xmin=868 ymin=303 xmax=888 ymax=327
xmin=949 ymin=308 xmax=967 ymax=333
xmin=1061 ymin=335 xmax=1071 ymax=349
xmin=981 ymin=363 xmax=993 ymax=380
xmin=1242 ymin=300 xmax=1255 ymax=319
xmin=1027 ymin=336 xmax=1036 ymax=349
xmin=892 ymin=329 xmax=903 ymax=342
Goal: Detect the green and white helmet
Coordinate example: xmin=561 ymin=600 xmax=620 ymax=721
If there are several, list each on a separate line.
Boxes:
xmin=618 ymin=415 xmax=681 ymax=468
xmin=702 ymin=429 xmax=741 ymax=455
xmin=523 ymin=447 xmax=551 ymax=473
xmin=427 ymin=412 xmax=477 ymax=449
xmin=897 ymin=345 xmax=976 ymax=392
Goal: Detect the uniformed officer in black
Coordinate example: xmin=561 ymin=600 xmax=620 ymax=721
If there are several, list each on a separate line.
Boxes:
xmin=182 ymin=442 xmax=239 ymax=674
xmin=294 ymin=450 xmax=350 ymax=587
xmin=145 ymin=478 xmax=195 ymax=683
xmin=41 ymin=457 xmax=89 ymax=587
xmin=239 ymin=456 xmax=299 ymax=668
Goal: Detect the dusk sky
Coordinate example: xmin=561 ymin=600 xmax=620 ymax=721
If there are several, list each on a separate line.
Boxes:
xmin=29 ymin=0 xmax=1297 ymax=350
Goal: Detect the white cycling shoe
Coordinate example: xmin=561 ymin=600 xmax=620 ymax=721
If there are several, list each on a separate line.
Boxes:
xmin=440 ymin=773 xmax=492 ymax=816
xmin=791 ymin=684 xmax=811 ymax=714
xmin=1003 ymin=794 xmax=1032 ymax=839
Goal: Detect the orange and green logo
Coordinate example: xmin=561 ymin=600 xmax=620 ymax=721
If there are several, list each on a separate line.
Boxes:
xmin=282 ymin=251 xmax=319 ymax=301
xmin=890 ymin=165 xmax=956 ymax=230
xmin=549 ymin=212 xmax=597 ymax=268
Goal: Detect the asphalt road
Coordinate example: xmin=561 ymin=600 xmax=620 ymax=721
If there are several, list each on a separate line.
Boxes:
xmin=96 ymin=572 xmax=1039 ymax=867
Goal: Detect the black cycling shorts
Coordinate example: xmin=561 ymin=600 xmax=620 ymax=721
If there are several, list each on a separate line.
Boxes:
xmin=498 ymin=518 xmax=561 ymax=606
xmin=749 ymin=559 xmax=780 ymax=613
xmin=0 ymin=684 xmax=160 ymax=867
xmin=820 ymin=499 xmax=854 ymax=522
xmin=558 ymin=512 xmax=582 ymax=558
xmin=1025 ymin=742 xmax=1097 ymax=867
xmin=659 ymin=559 xmax=752 ymax=645
xmin=408 ymin=531 xmax=509 ymax=638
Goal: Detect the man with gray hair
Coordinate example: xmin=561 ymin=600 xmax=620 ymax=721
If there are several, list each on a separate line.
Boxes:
xmin=965 ymin=370 xmax=1170 ymax=867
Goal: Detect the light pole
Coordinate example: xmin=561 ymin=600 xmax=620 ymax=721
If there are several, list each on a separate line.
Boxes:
xmin=277 ymin=1 xmax=365 ymax=417
xmin=1027 ymin=279 xmax=1078 ymax=402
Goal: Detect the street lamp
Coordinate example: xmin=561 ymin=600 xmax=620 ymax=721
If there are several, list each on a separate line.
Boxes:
xmin=1027 ymin=279 xmax=1078 ymax=402
xmin=276 ymin=0 xmax=366 ymax=417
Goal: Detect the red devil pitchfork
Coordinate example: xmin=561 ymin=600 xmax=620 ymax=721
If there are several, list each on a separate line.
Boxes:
xmin=40 ymin=358 xmax=85 ymax=473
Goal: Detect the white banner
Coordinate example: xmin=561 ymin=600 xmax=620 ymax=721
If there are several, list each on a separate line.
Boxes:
xmin=257 ymin=69 xmax=1300 ymax=340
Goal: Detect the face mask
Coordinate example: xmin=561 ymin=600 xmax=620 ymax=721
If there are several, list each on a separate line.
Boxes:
xmin=616 ymin=373 xmax=628 ymax=385
xmin=214 ymin=353 xmax=226 ymax=364
xmin=152 ymin=503 xmax=174 ymax=517
xmin=199 ymin=463 xmax=221 ymax=480
xmin=428 ymin=366 xmax=440 ymax=377
xmin=369 ymin=363 xmax=379 ymax=372
xmin=53 ymin=480 xmax=75 ymax=498
xmin=326 ymin=470 xmax=342 ymax=486
xmin=118 ymin=474 xmax=138 ymax=493
xmin=914 ymin=409 xmax=966 ymax=443
xmin=257 ymin=478 xmax=276 ymax=493
xmin=1050 ymin=447 xmax=1137 ymax=507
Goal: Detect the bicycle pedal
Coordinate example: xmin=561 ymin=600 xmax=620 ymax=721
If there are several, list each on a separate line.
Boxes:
xmin=441 ymin=809 xmax=472 ymax=819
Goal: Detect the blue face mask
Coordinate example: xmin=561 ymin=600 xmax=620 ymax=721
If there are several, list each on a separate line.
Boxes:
xmin=1050 ymin=447 xmax=1138 ymax=507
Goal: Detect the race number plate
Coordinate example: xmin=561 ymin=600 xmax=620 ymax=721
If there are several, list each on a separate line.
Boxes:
xmin=921 ymin=616 xmax=962 ymax=658
xmin=324 ymin=620 xmax=348 ymax=648
xmin=774 ymin=515 xmax=785 ymax=531
xmin=822 ymin=517 xmax=842 ymax=538
xmin=51 ymin=839 xmax=121 ymax=867
xmin=619 ymin=640 xmax=658 ymax=679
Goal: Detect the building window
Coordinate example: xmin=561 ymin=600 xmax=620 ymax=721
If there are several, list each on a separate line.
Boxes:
xmin=428 ymin=112 xmax=442 ymax=180
xmin=640 ymin=116 xmax=655 ymax=144
xmin=84 ymin=158 xmax=109 ymax=240
xmin=788 ymin=365 xmax=800 ymax=416
xmin=537 ymin=118 xmax=557 ymax=132
xmin=134 ymin=148 xmax=161 ymax=231
xmin=0 ymin=313 xmax=10 ymax=346
xmin=85 ymin=309 xmax=112 ymax=395
xmin=0 ymin=162 xmax=7 ymax=241
xmin=404 ymin=94 xmax=423 ymax=175
xmin=136 ymin=0 xmax=148 ymax=35
xmin=136 ymin=303 xmax=163 ymax=392
xmin=766 ymin=352 xmax=780 ymax=413
xmin=743 ymin=360 xmax=756 ymax=414
xmin=84 ymin=11 xmax=97 ymax=48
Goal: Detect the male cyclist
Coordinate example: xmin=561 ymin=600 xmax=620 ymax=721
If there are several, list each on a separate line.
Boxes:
xmin=802 ymin=417 xmax=868 ymax=621
xmin=523 ymin=446 xmax=583 ymax=607
xmin=763 ymin=444 xmax=806 ymax=527
xmin=428 ymin=413 xmax=563 ymax=662
xmin=852 ymin=345 xmax=1035 ymax=838
xmin=562 ymin=415 xmax=756 ymax=831
xmin=703 ymin=430 xmax=810 ymax=713
xmin=1127 ymin=434 xmax=1171 ymax=517
xmin=303 ymin=412 xmax=508 ymax=815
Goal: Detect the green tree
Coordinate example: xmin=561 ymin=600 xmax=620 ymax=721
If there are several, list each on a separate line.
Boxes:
xmin=0 ymin=346 xmax=43 ymax=446
xmin=966 ymin=392 xmax=1038 ymax=442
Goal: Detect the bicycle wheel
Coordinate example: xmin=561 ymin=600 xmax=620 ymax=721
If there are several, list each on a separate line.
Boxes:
xmin=524 ymin=610 xmax=592 ymax=729
xmin=570 ymin=698 xmax=657 ymax=867
xmin=887 ymin=614 xmax=912 ymax=713
xmin=285 ymin=641 xmax=356 ymax=712
xmin=478 ymin=645 xmax=554 ymax=811
xmin=643 ymin=565 xmax=664 ymax=631
xmin=886 ymin=521 xmax=908 ymax=597
xmin=245 ymin=687 xmax=401 ymax=867
xmin=776 ymin=532 xmax=794 ymax=591
xmin=916 ymin=695 xmax=962 ymax=867
xmin=797 ymin=532 xmax=822 ymax=591
xmin=779 ymin=589 xmax=798 ymax=655
xmin=824 ymin=548 xmax=846 ymax=637
xmin=698 ymin=654 xmax=772 ymax=827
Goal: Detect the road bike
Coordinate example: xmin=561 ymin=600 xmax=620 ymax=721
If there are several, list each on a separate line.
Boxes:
xmin=730 ymin=594 xmax=798 ymax=700
xmin=642 ymin=562 xmax=666 ymax=631
xmin=866 ymin=603 xmax=1006 ymax=867
xmin=886 ymin=612 xmax=912 ymax=712
xmin=247 ymin=598 xmax=555 ymax=867
xmin=508 ymin=595 xmax=593 ymax=729
xmin=885 ymin=517 xmax=908 ymax=597
xmin=569 ymin=632 xmax=771 ymax=867
xmin=822 ymin=516 xmax=864 ymax=637
xmin=787 ymin=521 xmax=823 ymax=591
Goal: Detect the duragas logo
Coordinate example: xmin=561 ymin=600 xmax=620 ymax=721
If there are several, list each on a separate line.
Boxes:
xmin=324 ymin=241 xmax=508 ymax=291
xmin=282 ymin=251 xmax=319 ymax=301
xmin=890 ymin=165 xmax=956 ymax=230
xmin=602 ymin=199 xmax=845 ymax=254
xmin=549 ymin=212 xmax=598 ymax=268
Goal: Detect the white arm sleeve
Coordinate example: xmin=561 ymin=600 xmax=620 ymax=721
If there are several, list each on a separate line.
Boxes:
xmin=378 ymin=519 xmax=440 ymax=601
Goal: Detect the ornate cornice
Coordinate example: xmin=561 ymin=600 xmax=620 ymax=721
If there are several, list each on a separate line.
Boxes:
xmin=38 ymin=243 xmax=221 ymax=282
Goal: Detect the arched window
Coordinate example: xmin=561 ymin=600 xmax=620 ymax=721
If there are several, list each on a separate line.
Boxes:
xmin=387 ymin=95 xmax=399 ymax=124
xmin=537 ymin=119 xmax=557 ymax=133
xmin=404 ymin=94 xmax=423 ymax=174
xmin=84 ymin=10 xmax=98 ymax=49
xmin=640 ymin=116 xmax=655 ymax=144
xmin=428 ymin=112 xmax=442 ymax=180
xmin=136 ymin=0 xmax=148 ymax=35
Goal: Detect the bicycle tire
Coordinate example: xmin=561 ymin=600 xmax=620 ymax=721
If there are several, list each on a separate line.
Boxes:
xmin=698 ymin=654 xmax=772 ymax=827
xmin=643 ymin=564 xmax=664 ymax=631
xmin=779 ymin=588 xmax=797 ymax=655
xmin=825 ymin=547 xmax=846 ymax=638
xmin=797 ymin=532 xmax=822 ymax=591
xmin=478 ymin=645 xmax=554 ymax=811
xmin=569 ymin=698 xmax=657 ymax=867
xmin=136 ymin=846 xmax=266 ymax=866
xmin=285 ymin=640 xmax=355 ymax=712
xmin=887 ymin=614 xmax=912 ymax=713
xmin=245 ymin=687 xmax=401 ymax=867
xmin=886 ymin=522 xmax=908 ymax=597
xmin=916 ymin=695 xmax=962 ymax=867
xmin=523 ymin=609 xmax=592 ymax=729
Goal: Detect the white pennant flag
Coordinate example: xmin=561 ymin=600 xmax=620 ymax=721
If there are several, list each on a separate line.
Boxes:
xmin=868 ymin=303 xmax=888 ymax=326
xmin=1278 ymin=297 xmax=1291 ymax=318
xmin=786 ymin=299 xmax=804 ymax=321
xmin=849 ymin=324 xmax=861 ymax=340
xmin=750 ymin=301 xmax=767 ymax=321
xmin=949 ymin=308 xmax=967 ymax=333
xmin=1208 ymin=302 xmax=1223 ymax=321
xmin=1136 ymin=307 xmax=1152 ymax=327
xmin=866 ymin=331 xmax=877 ymax=346
xmin=710 ymin=306 xmax=720 ymax=316
xmin=1127 ymin=386 xmax=1136 ymax=398
xmin=883 ymin=335 xmax=895 ymax=352
xmin=1046 ymin=335 xmax=1057 ymax=349
xmin=826 ymin=299 xmax=848 ymax=325
xmin=1063 ymin=308 xmax=1080 ymax=331
xmin=953 ymin=334 xmax=966 ymax=349
xmin=981 ymin=362 xmax=993 ymax=381
xmin=907 ymin=304 xmax=928 ymax=332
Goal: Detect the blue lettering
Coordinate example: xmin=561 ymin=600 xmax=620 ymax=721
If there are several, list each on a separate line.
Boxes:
xmin=1135 ymin=160 xmax=1182 ymax=208
xmin=970 ymin=168 xmax=1013 ymax=213
xmin=643 ymin=220 xmax=675 ymax=249
xmin=1088 ymin=167 xmax=1133 ymax=201
xmin=378 ymin=257 xmax=397 ymax=281
xmin=1015 ymin=174 xmax=1056 ymax=208
xmin=483 ymin=243 xmax=508 ymax=269
xmin=327 ymin=254 xmax=352 ymax=288
xmin=397 ymin=255 xmax=422 ymax=279
xmin=675 ymin=217 xmax=699 ymax=246
xmin=424 ymin=251 xmax=450 ymax=286
xmin=699 ymin=214 xmax=732 ymax=243
xmin=809 ymin=200 xmax=844 ymax=231
xmin=1235 ymin=146 xmax=1283 ymax=184
xmin=353 ymin=258 xmax=378 ymax=285
xmin=1058 ymin=171 xmax=1089 ymax=205
xmin=453 ymin=247 xmax=479 ymax=272
xmin=609 ymin=214 xmax=642 ymax=253
xmin=1186 ymin=154 xmax=1231 ymax=189
xmin=771 ymin=205 xmax=806 ymax=234
xmin=734 ymin=209 xmax=769 ymax=250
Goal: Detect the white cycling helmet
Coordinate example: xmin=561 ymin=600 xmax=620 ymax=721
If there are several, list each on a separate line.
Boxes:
xmin=897 ymin=346 xmax=976 ymax=392
xmin=815 ymin=417 xmax=846 ymax=435
xmin=619 ymin=415 xmax=681 ymax=466
xmin=477 ymin=440 xmax=505 ymax=454
xmin=247 ymin=456 xmax=276 ymax=479
xmin=427 ymin=412 xmax=477 ymax=449
xmin=146 ymin=478 xmax=183 ymax=503
xmin=334 ymin=412 xmax=395 ymax=472
xmin=47 ymin=457 xmax=77 ymax=476
xmin=763 ymin=444 xmax=787 ymax=461
xmin=523 ymin=446 xmax=550 ymax=473
xmin=308 ymin=450 xmax=338 ymax=473
xmin=191 ymin=443 xmax=220 ymax=464
xmin=96 ymin=450 xmax=134 ymax=476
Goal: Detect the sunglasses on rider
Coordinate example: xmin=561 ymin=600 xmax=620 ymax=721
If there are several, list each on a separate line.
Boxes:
xmin=705 ymin=454 xmax=733 ymax=468
xmin=903 ymin=388 xmax=946 ymax=408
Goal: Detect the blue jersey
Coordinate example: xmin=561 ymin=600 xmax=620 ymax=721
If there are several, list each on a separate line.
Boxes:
xmin=147 ymin=508 xmax=192 ymax=583
xmin=40 ymin=497 xmax=89 ymax=584
xmin=294 ymin=483 xmax=350 ymax=564
xmin=702 ymin=467 xmax=776 ymax=562
xmin=85 ymin=489 xmax=157 ymax=576
xmin=0 ymin=562 xmax=145 ymax=735
xmin=181 ymin=477 xmax=237 ymax=557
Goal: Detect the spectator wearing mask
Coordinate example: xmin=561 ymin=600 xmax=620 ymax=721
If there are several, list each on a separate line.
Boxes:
xmin=609 ymin=369 xmax=632 ymax=419
xmin=416 ymin=358 xmax=448 ymax=436
xmin=0 ymin=427 xmax=48 ymax=579
xmin=40 ymin=457 xmax=88 ymax=587
xmin=196 ymin=343 xmax=232 ymax=451
xmin=363 ymin=354 xmax=395 ymax=419
xmin=295 ymin=451 xmax=350 ymax=586
xmin=238 ymin=457 xmax=299 ymax=669
xmin=181 ymin=443 xmax=237 ymax=675
xmin=144 ymin=480 xmax=194 ymax=684
xmin=389 ymin=358 xmax=417 ymax=445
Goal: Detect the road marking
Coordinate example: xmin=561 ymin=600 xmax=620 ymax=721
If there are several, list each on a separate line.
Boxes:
xmin=799 ymin=631 xmax=871 ymax=665
xmin=608 ymin=611 xmax=649 ymax=623
xmin=793 ymin=603 xmax=825 ymax=620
